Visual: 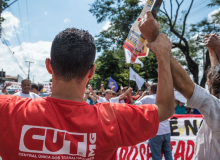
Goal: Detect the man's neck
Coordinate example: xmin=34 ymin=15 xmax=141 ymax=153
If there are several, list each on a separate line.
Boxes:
xmin=50 ymin=78 xmax=86 ymax=102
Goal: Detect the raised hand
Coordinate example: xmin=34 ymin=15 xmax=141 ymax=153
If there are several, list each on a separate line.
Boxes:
xmin=138 ymin=11 xmax=159 ymax=43
xmin=147 ymin=33 xmax=172 ymax=62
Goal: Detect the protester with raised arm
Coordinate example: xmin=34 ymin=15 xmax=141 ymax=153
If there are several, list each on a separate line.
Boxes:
xmin=0 ymin=24 xmax=174 ymax=159
xmin=140 ymin=11 xmax=220 ymax=159
xmin=136 ymin=83 xmax=172 ymax=160
xmin=14 ymin=79 xmax=40 ymax=99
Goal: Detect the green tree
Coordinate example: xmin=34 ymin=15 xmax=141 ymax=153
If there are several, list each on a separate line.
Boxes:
xmin=90 ymin=0 xmax=158 ymax=88
xmin=90 ymin=0 xmax=220 ymax=88
xmin=1 ymin=0 xmax=10 ymax=38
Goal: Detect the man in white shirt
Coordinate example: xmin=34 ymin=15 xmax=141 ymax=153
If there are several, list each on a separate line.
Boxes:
xmin=90 ymin=87 xmax=132 ymax=103
xmin=135 ymin=83 xmax=172 ymax=160
xmin=14 ymin=79 xmax=40 ymax=99
xmin=140 ymin=12 xmax=220 ymax=159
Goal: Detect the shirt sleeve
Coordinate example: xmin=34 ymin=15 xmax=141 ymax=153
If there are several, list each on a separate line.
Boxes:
xmin=97 ymin=96 xmax=105 ymax=103
xmin=187 ymin=84 xmax=220 ymax=132
xmin=112 ymin=103 xmax=159 ymax=147
xmin=109 ymin=97 xmax=119 ymax=103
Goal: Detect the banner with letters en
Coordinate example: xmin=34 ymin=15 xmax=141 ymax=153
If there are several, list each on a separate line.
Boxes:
xmin=116 ymin=115 xmax=203 ymax=160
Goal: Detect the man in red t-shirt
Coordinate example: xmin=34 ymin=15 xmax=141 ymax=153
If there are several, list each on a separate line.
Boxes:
xmin=0 ymin=12 xmax=174 ymax=160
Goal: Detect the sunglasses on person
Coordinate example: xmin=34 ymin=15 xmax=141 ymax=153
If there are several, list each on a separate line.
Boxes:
xmin=108 ymin=93 xmax=116 ymax=96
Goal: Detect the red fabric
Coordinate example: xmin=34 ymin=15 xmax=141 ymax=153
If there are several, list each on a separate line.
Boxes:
xmin=124 ymin=96 xmax=130 ymax=104
xmin=133 ymin=95 xmax=140 ymax=100
xmin=0 ymin=95 xmax=159 ymax=160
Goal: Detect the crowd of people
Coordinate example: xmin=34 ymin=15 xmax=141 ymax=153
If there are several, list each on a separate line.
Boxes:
xmin=0 ymin=11 xmax=220 ymax=160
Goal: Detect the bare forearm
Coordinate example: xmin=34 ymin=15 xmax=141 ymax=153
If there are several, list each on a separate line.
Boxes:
xmin=156 ymin=56 xmax=174 ymax=121
xmin=209 ymin=53 xmax=219 ymax=67
xmin=170 ymin=56 xmax=195 ymax=100
xmin=83 ymin=94 xmax=89 ymax=102
xmin=214 ymin=44 xmax=220 ymax=61
xmin=89 ymin=95 xmax=97 ymax=103
xmin=118 ymin=91 xmax=127 ymax=100
xmin=127 ymin=91 xmax=134 ymax=104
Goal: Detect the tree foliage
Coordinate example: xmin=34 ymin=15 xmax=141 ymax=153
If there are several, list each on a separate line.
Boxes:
xmin=1 ymin=0 xmax=9 ymax=22
xmin=89 ymin=0 xmax=220 ymax=90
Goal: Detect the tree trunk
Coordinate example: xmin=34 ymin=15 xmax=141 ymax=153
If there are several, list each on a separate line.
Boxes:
xmin=0 ymin=0 xmax=2 ymax=38
xmin=200 ymin=50 xmax=211 ymax=88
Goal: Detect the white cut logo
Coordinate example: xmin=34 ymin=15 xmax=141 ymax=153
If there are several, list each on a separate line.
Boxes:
xmin=19 ymin=125 xmax=96 ymax=157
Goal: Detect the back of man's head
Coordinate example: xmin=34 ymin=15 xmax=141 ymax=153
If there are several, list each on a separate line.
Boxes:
xmin=31 ymin=83 xmax=38 ymax=90
xmin=50 ymin=28 xmax=96 ymax=82
xmin=150 ymin=83 xmax=157 ymax=94
xmin=38 ymin=84 xmax=44 ymax=92
xmin=31 ymin=83 xmax=39 ymax=94
xmin=207 ymin=64 xmax=220 ymax=99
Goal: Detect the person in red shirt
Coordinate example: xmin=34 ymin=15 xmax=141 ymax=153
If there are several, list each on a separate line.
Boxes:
xmin=0 ymin=12 xmax=174 ymax=160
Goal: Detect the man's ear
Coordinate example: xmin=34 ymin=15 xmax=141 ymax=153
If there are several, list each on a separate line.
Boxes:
xmin=88 ymin=64 xmax=96 ymax=79
xmin=45 ymin=58 xmax=53 ymax=74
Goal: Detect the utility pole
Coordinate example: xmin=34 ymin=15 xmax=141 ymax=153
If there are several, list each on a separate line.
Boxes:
xmin=33 ymin=75 xmax=35 ymax=83
xmin=25 ymin=61 xmax=34 ymax=79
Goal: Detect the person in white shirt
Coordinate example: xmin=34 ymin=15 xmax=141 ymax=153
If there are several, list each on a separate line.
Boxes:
xmin=135 ymin=83 xmax=172 ymax=160
xmin=14 ymin=79 xmax=40 ymax=99
xmin=89 ymin=86 xmax=132 ymax=103
xmin=140 ymin=13 xmax=220 ymax=159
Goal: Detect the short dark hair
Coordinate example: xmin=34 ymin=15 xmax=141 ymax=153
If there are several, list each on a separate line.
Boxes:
xmin=207 ymin=64 xmax=220 ymax=99
xmin=150 ymin=83 xmax=157 ymax=94
xmin=38 ymin=84 xmax=44 ymax=92
xmin=51 ymin=28 xmax=96 ymax=82
xmin=21 ymin=79 xmax=31 ymax=85
xmin=31 ymin=83 xmax=39 ymax=91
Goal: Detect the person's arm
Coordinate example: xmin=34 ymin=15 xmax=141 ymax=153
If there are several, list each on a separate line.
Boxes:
xmin=89 ymin=86 xmax=100 ymax=100
xmin=100 ymin=84 xmax=105 ymax=93
xmin=136 ymin=90 xmax=148 ymax=102
xmin=139 ymin=12 xmax=174 ymax=122
xmin=111 ymin=85 xmax=115 ymax=91
xmin=2 ymin=83 xmax=11 ymax=95
xmin=89 ymin=94 xmax=97 ymax=103
xmin=170 ymin=56 xmax=195 ymax=100
xmin=187 ymin=84 xmax=220 ymax=132
xmin=118 ymin=87 xmax=132 ymax=100
xmin=83 ymin=89 xmax=90 ymax=102
xmin=140 ymin=11 xmax=194 ymax=101
xmin=127 ymin=89 xmax=134 ymax=104
xmin=204 ymin=34 xmax=220 ymax=66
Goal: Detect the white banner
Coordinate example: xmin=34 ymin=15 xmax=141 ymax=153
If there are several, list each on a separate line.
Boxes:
xmin=116 ymin=115 xmax=203 ymax=160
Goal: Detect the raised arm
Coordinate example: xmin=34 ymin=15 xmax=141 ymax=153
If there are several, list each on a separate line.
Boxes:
xmin=139 ymin=12 xmax=174 ymax=122
xmin=100 ymin=84 xmax=105 ymax=93
xmin=83 ymin=89 xmax=90 ymax=102
xmin=136 ymin=90 xmax=148 ymax=102
xmin=204 ymin=34 xmax=220 ymax=67
xmin=139 ymin=11 xmax=194 ymax=101
xmin=89 ymin=94 xmax=97 ymax=103
xmin=2 ymin=83 xmax=11 ymax=95
xmin=118 ymin=87 xmax=132 ymax=100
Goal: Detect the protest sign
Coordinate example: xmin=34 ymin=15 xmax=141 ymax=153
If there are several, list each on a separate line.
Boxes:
xmin=123 ymin=0 xmax=154 ymax=63
xmin=116 ymin=115 xmax=203 ymax=160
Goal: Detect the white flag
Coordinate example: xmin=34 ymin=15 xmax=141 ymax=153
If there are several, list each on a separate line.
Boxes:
xmin=174 ymin=91 xmax=186 ymax=103
xmin=124 ymin=48 xmax=144 ymax=67
xmin=129 ymin=67 xmax=145 ymax=90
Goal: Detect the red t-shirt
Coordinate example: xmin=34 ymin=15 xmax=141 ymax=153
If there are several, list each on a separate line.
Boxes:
xmin=0 ymin=95 xmax=159 ymax=160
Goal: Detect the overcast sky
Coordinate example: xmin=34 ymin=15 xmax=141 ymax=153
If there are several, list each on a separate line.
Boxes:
xmin=0 ymin=0 xmax=219 ymax=83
